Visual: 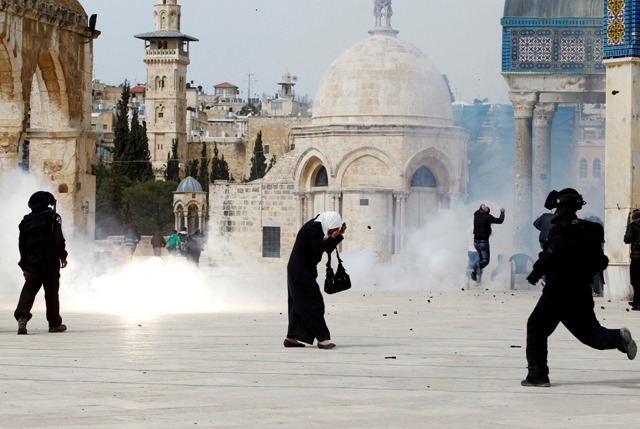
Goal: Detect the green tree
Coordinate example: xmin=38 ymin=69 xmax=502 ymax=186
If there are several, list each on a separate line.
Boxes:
xmin=165 ymin=138 xmax=180 ymax=182
xmin=121 ymin=180 xmax=180 ymax=235
xmin=210 ymin=142 xmax=230 ymax=181
xmin=113 ymin=81 xmax=131 ymax=168
xmin=239 ymin=102 xmax=261 ymax=116
xmin=248 ymin=130 xmax=267 ymax=181
xmin=93 ymin=163 xmax=132 ymax=238
xmin=185 ymin=159 xmax=199 ymax=179
xmin=122 ymin=108 xmax=154 ymax=183
xmin=197 ymin=142 xmax=209 ymax=191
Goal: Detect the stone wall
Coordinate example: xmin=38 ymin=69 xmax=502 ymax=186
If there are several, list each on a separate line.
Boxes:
xmin=208 ymin=181 xmax=298 ymax=267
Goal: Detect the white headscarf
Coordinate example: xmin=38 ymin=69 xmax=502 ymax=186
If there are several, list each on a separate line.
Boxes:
xmin=315 ymin=211 xmax=343 ymax=240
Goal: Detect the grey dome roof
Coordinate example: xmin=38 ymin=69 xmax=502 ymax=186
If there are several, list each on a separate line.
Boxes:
xmin=176 ymin=177 xmax=203 ymax=193
xmin=503 ymin=0 xmax=603 ymax=18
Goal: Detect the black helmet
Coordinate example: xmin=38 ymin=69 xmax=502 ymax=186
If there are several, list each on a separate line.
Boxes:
xmin=28 ymin=191 xmax=56 ymax=212
xmin=544 ymin=188 xmax=585 ymax=211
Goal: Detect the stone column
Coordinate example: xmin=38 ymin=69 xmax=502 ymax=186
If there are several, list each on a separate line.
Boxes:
xmin=304 ymin=192 xmax=314 ymax=222
xmin=329 ymin=191 xmax=342 ymax=213
xmin=532 ymin=103 xmax=557 ymax=213
xmin=509 ymin=92 xmax=538 ymax=254
xmin=393 ymin=192 xmax=409 ymax=254
xmin=603 ymin=58 xmax=640 ymax=300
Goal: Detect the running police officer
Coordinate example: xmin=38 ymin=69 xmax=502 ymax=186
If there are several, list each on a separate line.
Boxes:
xmin=15 ymin=191 xmax=68 ymax=335
xmin=523 ymin=188 xmax=636 ymax=387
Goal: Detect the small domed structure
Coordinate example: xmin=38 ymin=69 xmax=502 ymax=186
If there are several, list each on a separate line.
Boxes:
xmin=312 ymin=34 xmax=453 ymax=126
xmin=176 ymin=176 xmax=203 ymax=193
xmin=174 ymin=177 xmax=206 ymax=233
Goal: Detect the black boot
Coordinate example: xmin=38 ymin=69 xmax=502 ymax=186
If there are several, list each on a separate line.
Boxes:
xmin=521 ymin=374 xmax=550 ymax=387
xmin=619 ymin=328 xmax=637 ymax=360
xmin=17 ymin=318 xmax=27 ymax=335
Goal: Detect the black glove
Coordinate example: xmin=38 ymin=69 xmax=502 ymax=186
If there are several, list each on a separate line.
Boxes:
xmin=526 ymin=272 xmax=540 ymax=285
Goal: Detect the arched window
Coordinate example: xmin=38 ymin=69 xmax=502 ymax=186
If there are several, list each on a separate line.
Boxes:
xmin=314 ymin=166 xmax=328 ymax=187
xmin=579 ymin=159 xmax=588 ymax=179
xmin=593 ymin=159 xmax=601 ymax=179
xmin=411 ymin=166 xmax=437 ymax=188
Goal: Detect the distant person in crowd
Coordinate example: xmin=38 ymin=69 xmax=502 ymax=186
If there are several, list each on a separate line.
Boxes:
xmin=523 ymin=188 xmax=636 ymax=387
xmin=15 ymin=191 xmax=68 ymax=335
xmin=285 ymin=212 xmax=346 ymax=350
xmin=186 ymin=229 xmax=205 ymax=266
xmin=470 ymin=203 xmax=505 ymax=283
xmin=178 ymin=227 xmax=189 ymax=255
xmin=150 ymin=230 xmax=166 ymax=257
xmin=533 ymin=211 xmax=555 ymax=251
xmin=166 ymin=229 xmax=180 ymax=255
xmin=624 ymin=210 xmax=640 ymax=310
xmin=123 ymin=227 xmax=139 ymax=262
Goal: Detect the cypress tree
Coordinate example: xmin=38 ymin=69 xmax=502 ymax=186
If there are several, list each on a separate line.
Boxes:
xmin=165 ymin=138 xmax=180 ymax=182
xmin=248 ymin=130 xmax=267 ymax=181
xmin=197 ymin=142 xmax=209 ymax=191
xmin=112 ymin=81 xmax=131 ymax=173
xmin=210 ymin=142 xmax=230 ymax=181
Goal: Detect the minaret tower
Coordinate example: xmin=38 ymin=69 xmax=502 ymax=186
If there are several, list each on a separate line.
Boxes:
xmin=135 ymin=0 xmax=198 ymax=179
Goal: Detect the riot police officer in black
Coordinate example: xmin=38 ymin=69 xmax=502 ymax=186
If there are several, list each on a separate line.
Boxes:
xmin=15 ymin=191 xmax=68 ymax=335
xmin=523 ymin=188 xmax=637 ymax=387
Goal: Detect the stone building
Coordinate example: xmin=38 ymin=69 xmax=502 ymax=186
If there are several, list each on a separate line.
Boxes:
xmin=135 ymin=0 xmax=198 ymax=180
xmin=208 ymin=1 xmax=468 ymax=265
xmin=0 ymin=0 xmax=99 ymax=241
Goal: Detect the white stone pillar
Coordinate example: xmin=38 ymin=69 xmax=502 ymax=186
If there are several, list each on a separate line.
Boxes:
xmin=533 ymin=102 xmax=557 ymax=213
xmin=603 ymin=58 xmax=640 ymax=301
xmin=393 ymin=192 xmax=409 ymax=254
xmin=329 ymin=191 xmax=342 ymax=213
xmin=509 ymin=92 xmax=539 ymax=254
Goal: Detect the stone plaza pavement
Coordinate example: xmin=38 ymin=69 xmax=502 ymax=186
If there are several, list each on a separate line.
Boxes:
xmin=1 ymin=288 xmax=639 ymax=429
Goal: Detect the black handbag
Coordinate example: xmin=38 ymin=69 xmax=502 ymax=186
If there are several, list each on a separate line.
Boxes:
xmin=324 ymin=248 xmax=351 ymax=294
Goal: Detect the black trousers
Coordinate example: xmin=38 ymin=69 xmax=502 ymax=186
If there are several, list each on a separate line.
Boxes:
xmin=526 ymin=281 xmax=621 ymax=378
xmin=14 ymin=255 xmax=63 ymax=327
xmin=630 ymin=258 xmax=640 ymax=306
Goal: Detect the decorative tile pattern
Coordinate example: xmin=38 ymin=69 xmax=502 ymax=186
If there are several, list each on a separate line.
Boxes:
xmin=603 ymin=0 xmax=640 ymax=59
xmin=502 ymin=18 xmax=604 ymax=73
xmin=519 ymin=36 xmax=552 ymax=62
xmin=560 ymin=37 xmax=585 ymax=63
xmin=607 ymin=1 xmax=626 ymax=46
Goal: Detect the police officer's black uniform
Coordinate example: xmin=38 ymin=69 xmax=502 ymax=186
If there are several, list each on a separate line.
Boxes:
xmin=623 ymin=212 xmax=640 ymax=309
xmin=14 ymin=191 xmax=68 ymax=334
xmin=522 ymin=189 xmax=636 ymax=387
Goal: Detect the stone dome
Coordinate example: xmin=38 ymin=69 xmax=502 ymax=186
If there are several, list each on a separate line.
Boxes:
xmin=53 ymin=0 xmax=86 ymax=15
xmin=503 ymin=0 xmax=602 ymax=18
xmin=312 ymin=33 xmax=453 ymax=127
xmin=176 ymin=177 xmax=203 ymax=193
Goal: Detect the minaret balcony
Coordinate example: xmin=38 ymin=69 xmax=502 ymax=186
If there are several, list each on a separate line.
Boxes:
xmin=145 ymin=49 xmax=189 ymax=59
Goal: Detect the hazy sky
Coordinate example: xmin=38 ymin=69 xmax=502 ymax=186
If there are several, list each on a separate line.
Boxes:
xmin=89 ymin=0 xmax=508 ymax=104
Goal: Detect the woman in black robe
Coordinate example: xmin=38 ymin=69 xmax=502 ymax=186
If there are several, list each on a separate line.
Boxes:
xmin=285 ymin=212 xmax=346 ymax=349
